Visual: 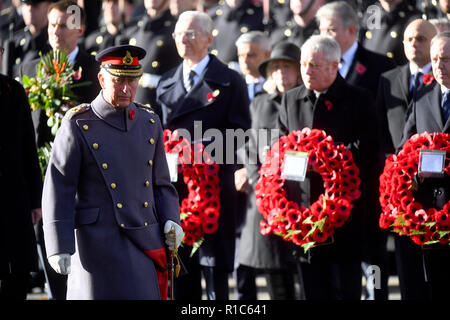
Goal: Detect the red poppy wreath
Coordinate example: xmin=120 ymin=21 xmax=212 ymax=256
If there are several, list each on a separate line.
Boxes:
xmin=163 ymin=129 xmax=221 ymax=253
xmin=379 ymin=132 xmax=450 ymax=246
xmin=254 ymin=128 xmax=362 ymax=252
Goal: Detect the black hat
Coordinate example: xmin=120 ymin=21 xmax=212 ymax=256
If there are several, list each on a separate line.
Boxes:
xmin=258 ymin=42 xmax=301 ymax=78
xmin=96 ymin=45 xmax=146 ymax=78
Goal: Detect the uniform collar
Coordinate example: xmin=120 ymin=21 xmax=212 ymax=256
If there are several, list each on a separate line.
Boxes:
xmin=91 ymin=93 xmax=138 ymax=132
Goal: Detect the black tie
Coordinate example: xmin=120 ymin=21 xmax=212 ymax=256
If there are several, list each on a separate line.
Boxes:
xmin=442 ymin=90 xmax=450 ymax=124
xmin=186 ymin=70 xmax=196 ymax=92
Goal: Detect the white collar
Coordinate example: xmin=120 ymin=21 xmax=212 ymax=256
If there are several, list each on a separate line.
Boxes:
xmin=67 ymin=46 xmax=79 ymax=65
xmin=341 ymin=41 xmax=358 ymax=66
xmin=409 ymin=62 xmax=432 ymax=76
xmin=245 ymin=74 xmax=264 ymax=84
xmin=183 ymin=55 xmax=210 ymax=79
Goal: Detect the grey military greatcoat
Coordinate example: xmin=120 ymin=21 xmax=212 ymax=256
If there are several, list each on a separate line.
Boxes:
xmin=42 ymin=93 xmax=180 ymax=300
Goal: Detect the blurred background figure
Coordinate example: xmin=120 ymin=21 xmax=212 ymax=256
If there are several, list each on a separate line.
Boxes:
xmin=269 ymin=0 xmax=324 ymax=48
xmin=84 ymin=0 xmax=137 ymax=56
xmin=120 ymin=0 xmax=181 ymax=107
xmin=0 ymin=0 xmax=25 ymax=45
xmin=360 ymin=0 xmax=421 ymax=66
xmin=1 ymin=0 xmax=55 ymax=77
xmin=210 ymin=0 xmax=267 ymax=70
xmin=169 ymin=0 xmax=199 ymax=18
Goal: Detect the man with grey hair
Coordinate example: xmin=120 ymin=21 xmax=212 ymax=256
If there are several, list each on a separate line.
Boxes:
xmin=156 ymin=10 xmax=251 ymax=300
xmin=277 ymin=34 xmax=378 ymax=300
xmin=317 ymin=0 xmax=396 ymax=300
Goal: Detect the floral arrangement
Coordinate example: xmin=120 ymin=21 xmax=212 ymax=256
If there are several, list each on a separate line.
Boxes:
xmin=254 ymin=128 xmax=361 ymax=252
xmin=379 ymin=132 xmax=450 ymax=246
xmin=163 ymin=129 xmax=221 ymax=255
xmin=22 ymin=49 xmax=89 ymax=136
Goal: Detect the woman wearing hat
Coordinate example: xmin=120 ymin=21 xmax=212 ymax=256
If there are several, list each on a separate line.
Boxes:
xmin=235 ymin=41 xmax=302 ymax=300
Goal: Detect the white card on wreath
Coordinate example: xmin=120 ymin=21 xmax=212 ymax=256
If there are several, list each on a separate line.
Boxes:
xmin=165 ymin=153 xmax=179 ymax=182
xmin=281 ymin=151 xmax=309 ymax=182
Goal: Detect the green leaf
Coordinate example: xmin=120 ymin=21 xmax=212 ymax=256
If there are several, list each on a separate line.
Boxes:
xmin=302 ymin=242 xmax=316 ymax=253
xmin=190 ymin=237 xmax=204 ymax=257
xmin=22 ymin=75 xmax=30 ymax=87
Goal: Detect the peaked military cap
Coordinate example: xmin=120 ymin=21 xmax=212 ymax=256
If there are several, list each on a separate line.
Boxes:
xmin=96 ymin=45 xmax=146 ymax=78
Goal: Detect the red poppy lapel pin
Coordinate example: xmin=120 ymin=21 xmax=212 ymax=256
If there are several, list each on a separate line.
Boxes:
xmin=128 ymin=109 xmax=135 ymax=120
xmin=206 ymin=89 xmax=220 ymax=102
xmin=72 ymin=67 xmax=82 ymax=81
xmin=324 ymin=100 xmax=333 ymax=111
xmin=423 ymin=73 xmax=434 ymax=86
xmin=355 ymin=62 xmax=367 ymax=75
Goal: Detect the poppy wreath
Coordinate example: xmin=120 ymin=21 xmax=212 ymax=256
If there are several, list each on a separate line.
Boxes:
xmin=254 ymin=128 xmax=362 ymax=252
xmin=379 ymin=132 xmax=450 ymax=246
xmin=163 ymin=129 xmax=221 ymax=250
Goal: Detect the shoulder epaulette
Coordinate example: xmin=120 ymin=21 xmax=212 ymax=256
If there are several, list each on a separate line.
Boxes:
xmin=135 ymin=102 xmax=155 ymax=114
xmin=64 ymin=103 xmax=91 ymax=119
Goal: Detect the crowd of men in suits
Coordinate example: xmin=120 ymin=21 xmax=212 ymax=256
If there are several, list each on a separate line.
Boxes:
xmin=1 ymin=0 xmax=450 ymax=300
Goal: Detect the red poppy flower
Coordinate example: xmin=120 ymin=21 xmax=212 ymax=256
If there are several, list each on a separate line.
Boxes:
xmin=324 ymin=100 xmax=333 ymax=111
xmin=72 ymin=68 xmax=82 ymax=81
xmin=355 ymin=62 xmax=366 ymax=75
xmin=423 ymin=73 xmax=434 ymax=85
xmin=128 ymin=109 xmax=135 ymax=120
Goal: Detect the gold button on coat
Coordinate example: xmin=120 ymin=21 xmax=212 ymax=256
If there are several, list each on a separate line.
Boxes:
xmin=110 ymin=183 xmax=117 ymax=189
xmin=148 ymin=160 xmax=153 ymax=166
xmin=150 ymin=118 xmax=155 ymax=124
xmin=102 ymin=163 xmax=108 ymax=169
xmin=93 ymin=143 xmax=99 ymax=149
xmin=149 ymin=138 xmax=155 ymax=144
xmin=117 ymin=203 xmax=123 ymax=209
xmin=144 ymin=202 xmax=149 ymax=208
xmin=83 ymin=125 xmax=89 ymax=130
xmin=145 ymin=180 xmax=150 ymax=187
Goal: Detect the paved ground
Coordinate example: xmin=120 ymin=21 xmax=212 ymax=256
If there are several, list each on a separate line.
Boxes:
xmin=26 ymin=274 xmax=401 ymax=300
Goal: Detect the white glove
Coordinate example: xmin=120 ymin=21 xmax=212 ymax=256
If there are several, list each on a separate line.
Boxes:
xmin=164 ymin=220 xmax=184 ymax=251
xmin=48 ymin=253 xmax=71 ymax=275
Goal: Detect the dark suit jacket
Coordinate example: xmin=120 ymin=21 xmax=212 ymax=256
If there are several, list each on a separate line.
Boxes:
xmin=0 ymin=75 xmax=42 ymax=275
xmin=18 ymin=48 xmax=101 ymax=147
xmin=344 ymin=43 xmax=396 ymax=97
xmin=277 ymin=75 xmax=379 ymax=263
xmin=402 ymin=80 xmax=450 ymax=144
xmin=156 ymin=54 xmax=251 ymax=271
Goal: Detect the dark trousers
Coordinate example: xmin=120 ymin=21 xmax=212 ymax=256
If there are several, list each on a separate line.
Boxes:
xmin=395 ymin=235 xmax=429 ymax=300
xmin=235 ymin=264 xmax=256 ymax=300
xmin=422 ymin=246 xmax=450 ymax=300
xmin=265 ymin=269 xmax=296 ymax=300
xmin=174 ymin=247 xmax=230 ymax=300
xmin=297 ymin=261 xmax=362 ymax=300
xmin=0 ymin=272 xmax=30 ymax=300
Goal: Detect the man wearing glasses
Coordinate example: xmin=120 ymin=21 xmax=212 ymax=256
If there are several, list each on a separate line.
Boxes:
xmin=156 ymin=10 xmax=251 ymax=300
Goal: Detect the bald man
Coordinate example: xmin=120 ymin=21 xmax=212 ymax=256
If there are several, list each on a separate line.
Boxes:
xmin=376 ymin=19 xmax=437 ymax=300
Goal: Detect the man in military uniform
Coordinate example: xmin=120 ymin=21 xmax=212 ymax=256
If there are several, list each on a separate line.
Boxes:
xmin=360 ymin=0 xmax=421 ymax=66
xmin=41 ymin=44 xmax=183 ymax=300
xmin=1 ymin=0 xmax=55 ymax=77
xmin=84 ymin=0 xmax=137 ymax=57
xmin=210 ymin=0 xmax=267 ymax=69
xmin=119 ymin=0 xmax=181 ymax=107
xmin=269 ymin=0 xmax=323 ymax=49
xmin=0 ymin=0 xmax=25 ymax=45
